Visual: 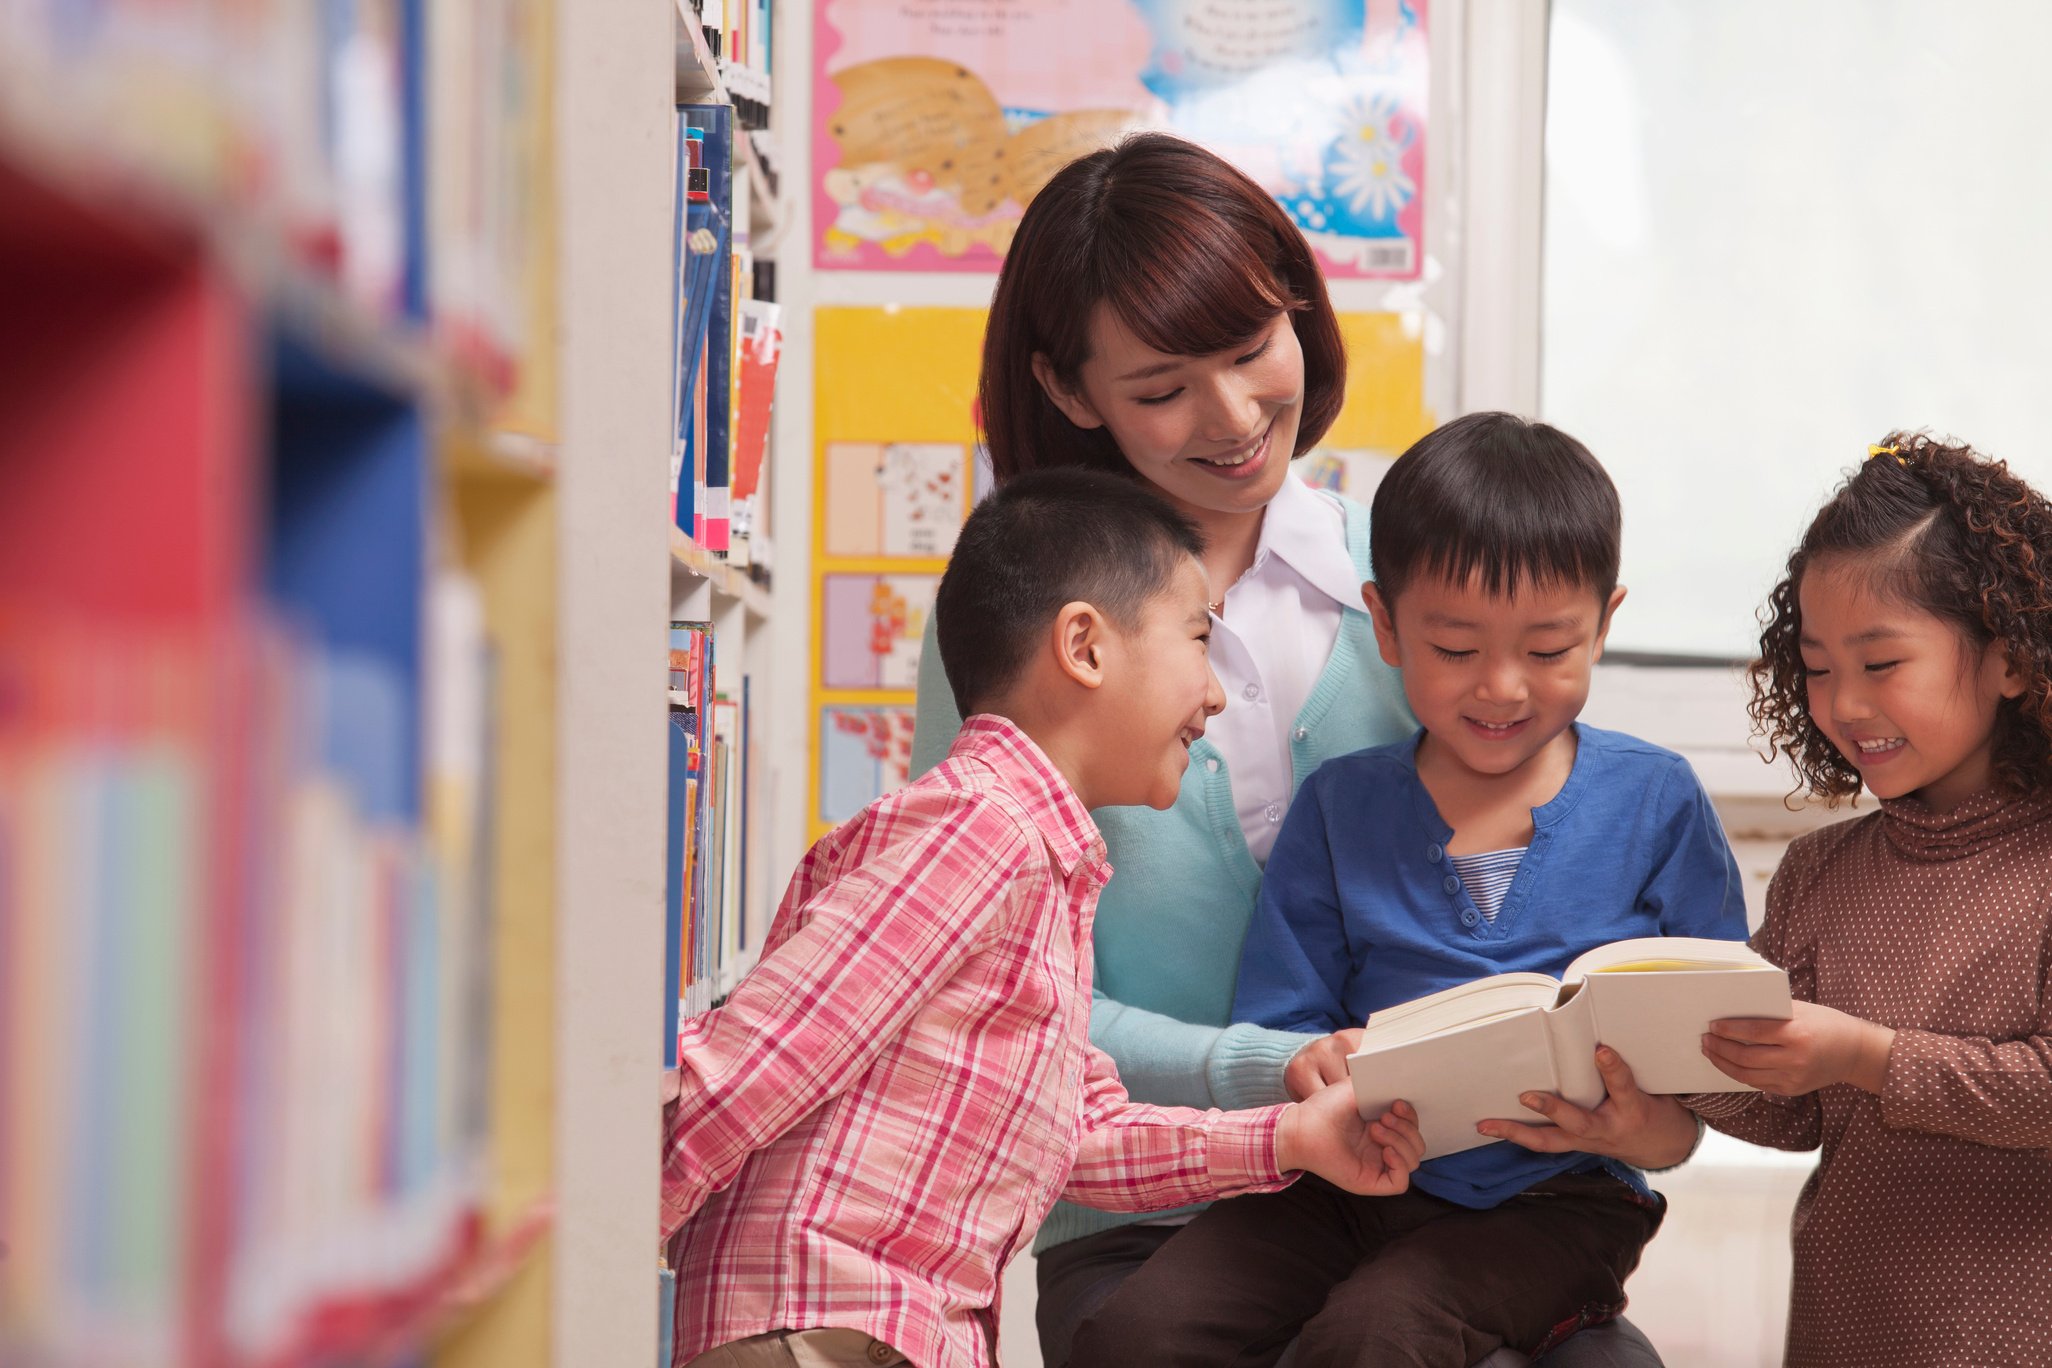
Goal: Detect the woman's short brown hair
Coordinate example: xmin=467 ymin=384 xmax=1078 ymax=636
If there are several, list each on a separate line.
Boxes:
xmin=978 ymin=132 xmax=1347 ymax=483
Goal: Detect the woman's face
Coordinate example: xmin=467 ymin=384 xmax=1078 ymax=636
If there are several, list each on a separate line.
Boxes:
xmin=1037 ymin=305 xmax=1305 ymax=519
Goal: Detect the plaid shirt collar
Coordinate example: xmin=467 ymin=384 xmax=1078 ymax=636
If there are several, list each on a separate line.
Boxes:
xmin=953 ymin=714 xmax=1107 ymax=878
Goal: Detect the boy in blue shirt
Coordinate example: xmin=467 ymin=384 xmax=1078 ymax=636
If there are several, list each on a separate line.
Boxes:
xmin=1067 ymin=413 xmax=1748 ymax=1368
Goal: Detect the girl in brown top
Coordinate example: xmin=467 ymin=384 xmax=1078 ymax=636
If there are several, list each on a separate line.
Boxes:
xmin=1487 ymin=432 xmax=2052 ymax=1366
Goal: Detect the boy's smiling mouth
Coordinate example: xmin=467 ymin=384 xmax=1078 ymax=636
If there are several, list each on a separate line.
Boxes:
xmin=1464 ymin=716 xmax=1532 ymax=740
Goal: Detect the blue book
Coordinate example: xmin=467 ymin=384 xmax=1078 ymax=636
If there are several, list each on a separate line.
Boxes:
xmin=662 ymin=705 xmax=694 ymax=1069
xmin=658 ymin=1264 xmax=677 ymax=1366
xmin=681 ymin=103 xmax=735 ymax=555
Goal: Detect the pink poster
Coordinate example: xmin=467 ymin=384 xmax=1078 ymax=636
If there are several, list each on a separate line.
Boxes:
xmin=814 ymin=0 xmax=1429 ymax=279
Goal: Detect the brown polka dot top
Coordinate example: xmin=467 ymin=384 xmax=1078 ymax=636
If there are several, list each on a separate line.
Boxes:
xmin=1689 ymin=785 xmax=2052 ymax=1368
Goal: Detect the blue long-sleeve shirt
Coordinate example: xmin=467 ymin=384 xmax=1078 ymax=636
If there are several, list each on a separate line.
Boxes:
xmin=1235 ymin=722 xmax=1749 ymax=1208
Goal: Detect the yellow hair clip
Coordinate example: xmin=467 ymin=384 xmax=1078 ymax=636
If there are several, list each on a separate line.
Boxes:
xmin=1868 ymin=444 xmax=1905 ymax=465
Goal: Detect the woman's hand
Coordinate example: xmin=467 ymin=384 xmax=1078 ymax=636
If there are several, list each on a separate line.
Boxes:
xmin=1278 ymin=1084 xmax=1425 ymax=1197
xmin=1475 ymin=1046 xmax=1701 ymax=1169
xmin=1285 ymin=1029 xmax=1364 ymax=1102
xmin=1701 ymin=1001 xmax=1895 ymax=1096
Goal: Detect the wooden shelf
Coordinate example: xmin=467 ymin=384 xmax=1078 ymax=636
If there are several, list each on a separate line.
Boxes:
xmin=720 ymin=59 xmax=772 ymax=106
xmin=674 ymin=2 xmax=726 ymax=102
xmin=670 ymin=526 xmax=774 ymax=618
xmin=447 ymin=431 xmax=560 ymax=487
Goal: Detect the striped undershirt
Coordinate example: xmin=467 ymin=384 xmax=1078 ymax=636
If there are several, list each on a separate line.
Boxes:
xmin=1447 ymin=847 xmax=1527 ymax=923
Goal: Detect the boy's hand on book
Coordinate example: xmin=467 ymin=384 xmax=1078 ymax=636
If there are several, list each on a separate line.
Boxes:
xmin=1475 ymin=1046 xmax=1700 ymax=1169
xmin=1286 ymin=1029 xmax=1365 ymax=1101
xmin=1702 ymin=1001 xmax=1896 ymax=1096
xmin=1278 ymin=1086 xmax=1424 ymax=1197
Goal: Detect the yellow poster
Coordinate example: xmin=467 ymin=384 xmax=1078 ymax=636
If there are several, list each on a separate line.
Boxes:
xmin=810 ymin=306 xmax=988 ymax=841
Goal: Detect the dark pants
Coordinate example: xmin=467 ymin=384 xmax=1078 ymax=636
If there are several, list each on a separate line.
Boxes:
xmin=1048 ymin=1173 xmax=1664 ymax=1368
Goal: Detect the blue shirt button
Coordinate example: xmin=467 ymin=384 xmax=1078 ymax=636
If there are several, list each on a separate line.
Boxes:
xmin=1461 ymin=909 xmax=1479 ymax=927
xmin=1426 ymin=843 xmax=1444 ymax=862
xmin=1442 ymin=875 xmax=1460 ymax=895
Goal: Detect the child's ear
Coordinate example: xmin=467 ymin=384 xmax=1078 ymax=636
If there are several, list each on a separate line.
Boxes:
xmin=1989 ymin=638 xmax=2028 ymax=700
xmin=1590 ymin=585 xmax=1629 ymax=662
xmin=1361 ymin=582 xmax=1402 ymax=669
xmin=1052 ymin=601 xmax=1107 ymax=690
xmin=1031 ymin=353 xmax=1105 ymax=431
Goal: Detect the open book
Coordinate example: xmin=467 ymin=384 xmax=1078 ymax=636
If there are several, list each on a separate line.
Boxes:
xmin=1347 ymin=937 xmax=1793 ymax=1160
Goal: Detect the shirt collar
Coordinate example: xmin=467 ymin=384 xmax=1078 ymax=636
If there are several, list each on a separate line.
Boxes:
xmin=1252 ymin=474 xmax=1367 ymax=611
xmin=952 ymin=715 xmax=1108 ymax=877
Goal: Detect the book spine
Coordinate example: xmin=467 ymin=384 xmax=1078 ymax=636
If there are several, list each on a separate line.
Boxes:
xmin=698 ymin=103 xmax=735 ymax=557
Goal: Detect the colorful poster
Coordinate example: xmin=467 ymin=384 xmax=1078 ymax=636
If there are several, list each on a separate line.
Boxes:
xmin=822 ymin=443 xmax=972 ymax=559
xmin=809 ymin=306 xmax=987 ymax=840
xmin=821 ymin=573 xmax=939 ymax=690
xmin=817 ymin=705 xmax=919 ymax=824
xmin=814 ymin=0 xmax=1429 ymax=278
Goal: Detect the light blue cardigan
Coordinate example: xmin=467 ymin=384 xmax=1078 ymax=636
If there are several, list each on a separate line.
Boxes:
xmin=908 ymin=493 xmax=1415 ymax=1251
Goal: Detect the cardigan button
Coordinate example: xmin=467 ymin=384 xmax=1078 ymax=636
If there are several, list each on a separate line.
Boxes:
xmin=1426 ymin=843 xmax=1443 ymax=862
xmin=1205 ymin=758 xmax=1221 ymax=773
xmin=1442 ymin=875 xmax=1460 ymax=895
xmin=1293 ymin=726 xmax=1309 ymax=741
xmin=1461 ymin=909 xmax=1480 ymax=928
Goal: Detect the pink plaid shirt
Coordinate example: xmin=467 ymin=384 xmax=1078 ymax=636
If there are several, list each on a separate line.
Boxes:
xmin=661 ymin=716 xmax=1292 ymax=1368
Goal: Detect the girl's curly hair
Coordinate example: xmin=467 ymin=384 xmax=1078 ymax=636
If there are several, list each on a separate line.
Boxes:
xmin=1751 ymin=431 xmax=2052 ymax=803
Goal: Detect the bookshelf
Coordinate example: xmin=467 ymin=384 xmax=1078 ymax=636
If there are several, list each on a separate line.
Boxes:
xmin=0 ymin=1 xmax=783 ymax=1366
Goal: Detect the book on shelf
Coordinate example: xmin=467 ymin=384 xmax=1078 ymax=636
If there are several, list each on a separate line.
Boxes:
xmin=712 ymin=693 xmax=744 ymax=970
xmin=1346 ymin=937 xmax=1794 ymax=1160
xmin=692 ymin=102 xmax=736 ymax=558
xmin=730 ymin=299 xmax=782 ymax=566
xmin=669 ymin=101 xmax=777 ymax=564
xmin=664 ymin=622 xmax=713 ymax=1065
xmin=662 ymin=622 xmax=758 ymax=1050
xmin=658 ymin=1260 xmax=677 ymax=1367
xmin=1 ymin=584 xmax=500 ymax=1364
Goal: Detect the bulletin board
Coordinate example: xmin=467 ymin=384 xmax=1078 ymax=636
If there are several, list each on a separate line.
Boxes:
xmin=809 ymin=306 xmax=991 ymax=841
xmin=814 ymin=0 xmax=1430 ymax=279
xmin=806 ymin=305 xmax=1431 ymax=839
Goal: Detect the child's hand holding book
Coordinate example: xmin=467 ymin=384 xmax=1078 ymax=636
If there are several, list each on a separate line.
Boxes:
xmin=1286 ymin=1028 xmax=1365 ymax=1101
xmin=1279 ymin=1086 xmax=1427 ymax=1197
xmin=1476 ymin=1045 xmax=1703 ymax=1169
xmin=1701 ymin=1000 xmax=1896 ymax=1097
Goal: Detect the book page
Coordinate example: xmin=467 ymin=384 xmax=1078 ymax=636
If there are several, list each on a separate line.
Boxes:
xmin=1564 ymin=935 xmax=1772 ymax=980
xmin=1357 ymin=973 xmax=1560 ymax=1049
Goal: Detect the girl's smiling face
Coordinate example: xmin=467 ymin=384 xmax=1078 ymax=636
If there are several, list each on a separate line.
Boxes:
xmin=1798 ymin=559 xmax=2025 ymax=812
xmin=1033 ymin=306 xmax=1305 ymax=521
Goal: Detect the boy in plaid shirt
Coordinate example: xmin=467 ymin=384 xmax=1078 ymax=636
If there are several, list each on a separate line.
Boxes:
xmin=662 ymin=471 xmax=1424 ymax=1368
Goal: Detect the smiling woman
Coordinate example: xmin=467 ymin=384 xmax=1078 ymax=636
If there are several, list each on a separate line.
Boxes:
xmin=908 ymin=133 xmax=1664 ymax=1368
xmin=979 ymin=132 xmax=1342 ymax=602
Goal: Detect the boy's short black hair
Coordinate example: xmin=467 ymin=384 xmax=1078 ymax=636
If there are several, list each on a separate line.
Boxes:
xmin=1370 ymin=411 xmax=1621 ymax=607
xmin=936 ymin=469 xmax=1206 ymax=717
